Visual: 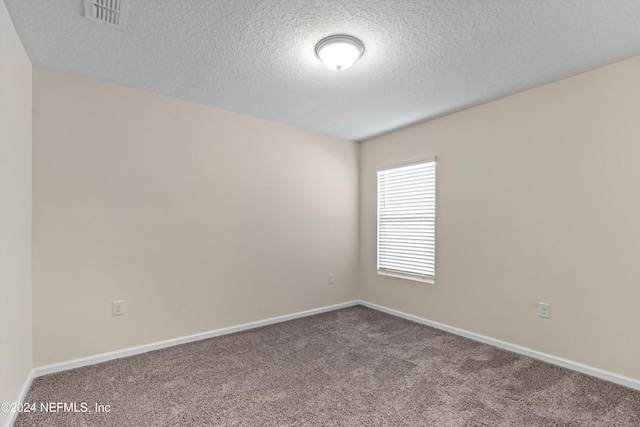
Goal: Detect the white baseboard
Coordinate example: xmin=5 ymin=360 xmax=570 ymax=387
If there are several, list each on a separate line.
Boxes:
xmin=359 ymin=300 xmax=640 ymax=391
xmin=34 ymin=300 xmax=359 ymax=378
xmin=4 ymin=368 xmax=35 ymax=427
xmin=31 ymin=298 xmax=640 ymax=393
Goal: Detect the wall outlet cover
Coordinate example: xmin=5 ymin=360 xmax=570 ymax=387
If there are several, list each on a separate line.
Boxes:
xmin=538 ymin=302 xmax=550 ymax=319
xmin=112 ymin=300 xmax=125 ymax=316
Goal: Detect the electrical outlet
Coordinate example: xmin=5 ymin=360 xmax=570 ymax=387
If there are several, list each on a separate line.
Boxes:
xmin=328 ymin=274 xmax=334 ymax=284
xmin=112 ymin=300 xmax=124 ymax=316
xmin=538 ymin=302 xmax=550 ymax=319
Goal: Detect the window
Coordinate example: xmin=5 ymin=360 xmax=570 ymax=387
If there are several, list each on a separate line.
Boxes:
xmin=377 ymin=157 xmax=436 ymax=283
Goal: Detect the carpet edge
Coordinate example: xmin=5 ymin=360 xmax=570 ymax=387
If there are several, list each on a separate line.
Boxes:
xmin=33 ymin=300 xmax=360 ymax=378
xmin=359 ymin=300 xmax=640 ymax=391
xmin=32 ymin=298 xmax=640 ymax=393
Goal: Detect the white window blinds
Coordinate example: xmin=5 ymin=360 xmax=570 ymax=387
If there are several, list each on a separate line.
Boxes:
xmin=377 ymin=158 xmax=436 ymax=283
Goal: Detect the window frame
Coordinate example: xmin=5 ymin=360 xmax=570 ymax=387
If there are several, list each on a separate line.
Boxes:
xmin=376 ymin=156 xmax=437 ymax=284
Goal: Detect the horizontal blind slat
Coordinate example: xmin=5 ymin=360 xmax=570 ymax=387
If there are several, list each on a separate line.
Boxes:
xmin=379 ymin=232 xmax=435 ymax=238
xmin=379 ymin=175 xmax=435 ymax=186
xmin=380 ymin=166 xmax=435 ymax=179
xmin=381 ymin=244 xmax=435 ymax=251
xmin=380 ymin=259 xmax=434 ymax=267
xmin=379 ymin=248 xmax=435 ymax=258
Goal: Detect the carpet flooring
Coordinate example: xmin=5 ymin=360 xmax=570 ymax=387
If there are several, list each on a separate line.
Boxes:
xmin=15 ymin=306 xmax=640 ymax=426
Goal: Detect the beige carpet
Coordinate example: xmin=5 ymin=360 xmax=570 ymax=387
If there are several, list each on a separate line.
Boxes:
xmin=15 ymin=306 xmax=640 ymax=426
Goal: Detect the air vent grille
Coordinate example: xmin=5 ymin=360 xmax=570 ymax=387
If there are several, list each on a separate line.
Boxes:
xmin=84 ymin=0 xmax=129 ymax=29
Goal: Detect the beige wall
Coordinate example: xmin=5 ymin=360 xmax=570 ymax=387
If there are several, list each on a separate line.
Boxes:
xmin=0 ymin=0 xmax=33 ymax=424
xmin=32 ymin=67 xmax=359 ymax=366
xmin=360 ymin=56 xmax=640 ymax=380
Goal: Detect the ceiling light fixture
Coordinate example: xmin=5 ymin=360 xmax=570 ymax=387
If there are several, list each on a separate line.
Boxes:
xmin=315 ymin=35 xmax=364 ymax=71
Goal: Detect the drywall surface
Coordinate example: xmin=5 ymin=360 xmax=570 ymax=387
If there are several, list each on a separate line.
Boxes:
xmin=360 ymin=56 xmax=640 ymax=380
xmin=0 ymin=0 xmax=33 ymax=424
xmin=32 ymin=67 xmax=359 ymax=365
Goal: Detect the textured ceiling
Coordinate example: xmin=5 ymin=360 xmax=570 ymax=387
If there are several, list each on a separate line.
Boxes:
xmin=5 ymin=0 xmax=640 ymax=141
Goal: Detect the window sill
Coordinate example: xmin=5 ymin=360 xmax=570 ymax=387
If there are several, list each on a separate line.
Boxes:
xmin=378 ymin=270 xmax=435 ymax=284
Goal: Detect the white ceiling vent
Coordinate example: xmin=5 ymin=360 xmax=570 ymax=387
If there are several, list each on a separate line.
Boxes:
xmin=84 ymin=0 xmax=129 ymax=29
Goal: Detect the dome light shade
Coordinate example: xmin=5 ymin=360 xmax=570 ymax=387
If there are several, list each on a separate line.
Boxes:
xmin=315 ymin=35 xmax=364 ymax=71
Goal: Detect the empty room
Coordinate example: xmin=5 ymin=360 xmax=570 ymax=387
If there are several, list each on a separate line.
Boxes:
xmin=2 ymin=0 xmax=640 ymax=426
